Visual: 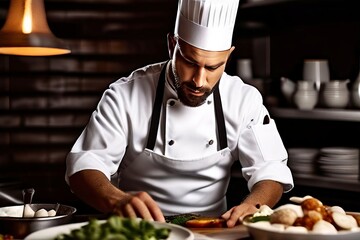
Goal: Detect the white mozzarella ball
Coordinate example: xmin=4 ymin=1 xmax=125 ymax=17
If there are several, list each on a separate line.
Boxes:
xmin=34 ymin=208 xmax=49 ymax=217
xmin=48 ymin=209 xmax=56 ymax=216
xmin=23 ymin=205 xmax=35 ymax=218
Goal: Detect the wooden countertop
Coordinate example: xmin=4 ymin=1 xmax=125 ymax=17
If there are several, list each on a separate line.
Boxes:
xmin=191 ymin=225 xmax=251 ymax=240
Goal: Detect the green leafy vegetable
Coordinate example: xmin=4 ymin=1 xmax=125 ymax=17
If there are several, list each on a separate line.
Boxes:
xmin=165 ymin=213 xmax=200 ymax=226
xmin=249 ymin=215 xmax=271 ymax=223
xmin=54 ymin=216 xmax=171 ymax=240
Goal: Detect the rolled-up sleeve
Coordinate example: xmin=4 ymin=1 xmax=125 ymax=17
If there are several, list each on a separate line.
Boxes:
xmin=65 ymin=85 xmax=127 ymax=184
xmin=237 ymin=95 xmax=294 ymax=192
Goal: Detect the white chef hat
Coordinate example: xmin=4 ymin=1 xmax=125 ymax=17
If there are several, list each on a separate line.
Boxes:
xmin=174 ymin=0 xmax=239 ymax=51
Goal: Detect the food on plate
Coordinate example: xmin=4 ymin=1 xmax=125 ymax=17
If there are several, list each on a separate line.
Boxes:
xmin=165 ymin=213 xmax=226 ymax=228
xmin=23 ymin=206 xmax=56 ymax=218
xmin=244 ymin=195 xmax=360 ymax=234
xmin=269 ymin=208 xmax=297 ymax=226
xmin=34 ymin=208 xmax=49 ymax=217
xmin=165 ymin=213 xmax=199 ymax=226
xmin=0 ymin=205 xmax=57 ymax=218
xmin=185 ymin=217 xmax=226 ymax=228
xmin=54 ymin=215 xmax=171 ymax=240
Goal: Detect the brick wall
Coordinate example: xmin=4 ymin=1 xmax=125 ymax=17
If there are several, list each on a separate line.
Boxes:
xmin=0 ymin=0 xmax=176 ymax=165
xmin=0 ymin=0 xmax=177 ymax=208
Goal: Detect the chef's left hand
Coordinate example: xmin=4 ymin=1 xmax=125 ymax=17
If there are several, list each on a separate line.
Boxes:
xmin=221 ymin=180 xmax=284 ymax=228
xmin=221 ymin=202 xmax=258 ymax=228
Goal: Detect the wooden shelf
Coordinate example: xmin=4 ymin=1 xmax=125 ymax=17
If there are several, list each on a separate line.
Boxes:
xmin=231 ymin=169 xmax=360 ymax=193
xmin=293 ymin=173 xmax=360 ymax=192
xmin=236 ymin=0 xmax=360 ymax=34
xmin=269 ymin=107 xmax=360 ymax=122
xmin=240 ymin=0 xmax=360 ymax=8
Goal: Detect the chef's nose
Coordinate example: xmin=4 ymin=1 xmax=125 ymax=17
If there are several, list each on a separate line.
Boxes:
xmin=192 ymin=67 xmax=206 ymax=87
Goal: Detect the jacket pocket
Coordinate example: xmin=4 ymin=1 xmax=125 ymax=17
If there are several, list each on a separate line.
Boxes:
xmin=249 ymin=119 xmax=288 ymax=161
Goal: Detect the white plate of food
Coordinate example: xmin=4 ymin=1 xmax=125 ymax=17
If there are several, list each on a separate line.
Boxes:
xmin=24 ymin=216 xmax=194 ymax=240
xmin=244 ymin=220 xmax=360 ymax=240
xmin=243 ymin=196 xmax=360 ymax=240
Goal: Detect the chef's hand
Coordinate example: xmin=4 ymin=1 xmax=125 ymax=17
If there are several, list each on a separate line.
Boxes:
xmin=222 ymin=180 xmax=284 ymax=228
xmin=112 ymin=191 xmax=165 ymax=223
xmin=221 ymin=202 xmax=258 ymax=228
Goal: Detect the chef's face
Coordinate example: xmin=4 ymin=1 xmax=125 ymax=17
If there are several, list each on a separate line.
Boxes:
xmin=168 ymin=35 xmax=234 ymax=107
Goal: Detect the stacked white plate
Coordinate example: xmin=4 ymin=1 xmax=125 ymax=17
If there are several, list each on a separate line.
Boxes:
xmin=287 ymin=148 xmax=319 ymax=175
xmin=317 ymin=147 xmax=359 ymax=179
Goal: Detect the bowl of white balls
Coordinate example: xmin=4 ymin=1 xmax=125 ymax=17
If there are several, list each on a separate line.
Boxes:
xmin=0 ymin=203 xmax=76 ymax=239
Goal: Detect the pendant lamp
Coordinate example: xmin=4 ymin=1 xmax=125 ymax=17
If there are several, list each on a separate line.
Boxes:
xmin=0 ymin=0 xmax=71 ymax=56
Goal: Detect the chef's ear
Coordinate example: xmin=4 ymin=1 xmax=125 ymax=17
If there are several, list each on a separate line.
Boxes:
xmin=226 ymin=46 xmax=235 ymax=67
xmin=167 ymin=33 xmax=176 ymax=59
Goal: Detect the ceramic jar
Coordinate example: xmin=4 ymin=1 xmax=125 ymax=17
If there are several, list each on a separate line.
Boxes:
xmin=321 ymin=80 xmax=350 ymax=108
xmin=280 ymin=77 xmax=296 ymax=105
xmin=351 ymin=73 xmax=360 ymax=108
xmin=293 ymin=80 xmax=318 ymax=110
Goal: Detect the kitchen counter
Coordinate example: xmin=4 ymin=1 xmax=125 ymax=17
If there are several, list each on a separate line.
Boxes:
xmin=191 ymin=225 xmax=251 ymax=240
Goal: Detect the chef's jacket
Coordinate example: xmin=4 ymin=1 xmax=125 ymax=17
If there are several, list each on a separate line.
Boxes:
xmin=66 ymin=61 xmax=294 ymax=216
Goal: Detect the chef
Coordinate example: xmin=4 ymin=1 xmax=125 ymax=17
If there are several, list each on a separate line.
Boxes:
xmin=65 ymin=0 xmax=294 ymax=228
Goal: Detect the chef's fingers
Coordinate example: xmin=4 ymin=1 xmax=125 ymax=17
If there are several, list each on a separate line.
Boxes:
xmin=123 ymin=202 xmax=137 ymax=218
xmin=221 ymin=206 xmax=234 ymax=220
xmin=222 ymin=207 xmax=240 ymax=228
xmin=142 ymin=197 xmax=165 ymax=222
xmin=134 ymin=192 xmax=165 ymax=222
xmin=128 ymin=195 xmax=154 ymax=221
xmin=223 ymin=203 xmax=257 ymax=228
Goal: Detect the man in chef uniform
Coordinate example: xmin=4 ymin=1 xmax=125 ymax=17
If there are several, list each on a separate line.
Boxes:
xmin=65 ymin=0 xmax=294 ymax=227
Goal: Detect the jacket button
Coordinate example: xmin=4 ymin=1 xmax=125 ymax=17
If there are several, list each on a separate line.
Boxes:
xmin=169 ymin=100 xmax=175 ymax=106
xmin=208 ymin=139 xmax=214 ymax=145
xmin=168 ymin=140 xmax=175 ymax=145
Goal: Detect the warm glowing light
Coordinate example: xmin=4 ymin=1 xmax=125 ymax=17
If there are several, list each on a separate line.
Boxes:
xmin=22 ymin=0 xmax=33 ymax=34
xmin=0 ymin=0 xmax=71 ymax=56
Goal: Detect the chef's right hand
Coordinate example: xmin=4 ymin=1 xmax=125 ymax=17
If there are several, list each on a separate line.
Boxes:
xmin=112 ymin=191 xmax=165 ymax=222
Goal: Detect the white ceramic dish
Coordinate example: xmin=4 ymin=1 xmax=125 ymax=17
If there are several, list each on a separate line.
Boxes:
xmin=245 ymin=223 xmax=360 ymax=240
xmin=24 ymin=220 xmax=194 ymax=240
xmin=320 ymin=147 xmax=359 ymax=155
xmin=244 ymin=213 xmax=360 ymax=240
xmin=0 ymin=204 xmax=76 ymax=239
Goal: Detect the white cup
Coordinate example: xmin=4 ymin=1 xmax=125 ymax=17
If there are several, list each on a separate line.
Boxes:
xmin=236 ymin=59 xmax=253 ymax=82
xmin=303 ymin=59 xmax=330 ymax=91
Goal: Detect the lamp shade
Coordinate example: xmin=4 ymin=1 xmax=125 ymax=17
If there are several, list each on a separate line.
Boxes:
xmin=0 ymin=0 xmax=71 ymax=56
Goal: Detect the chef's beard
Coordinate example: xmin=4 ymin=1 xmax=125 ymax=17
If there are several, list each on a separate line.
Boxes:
xmin=171 ymin=63 xmax=214 ymax=107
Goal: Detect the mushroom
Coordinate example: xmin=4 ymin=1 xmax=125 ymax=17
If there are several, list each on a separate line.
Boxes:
xmin=301 ymin=197 xmax=323 ymax=212
xmin=289 ymin=195 xmax=313 ymax=204
xmin=330 ymin=206 xmax=346 ymax=214
xmin=312 ymin=220 xmax=337 ymax=234
xmin=275 ymin=204 xmax=304 ymax=218
xmin=293 ymin=210 xmax=324 ymax=230
xmin=332 ymin=212 xmax=358 ymax=230
xmin=307 ymin=210 xmax=323 ymax=222
xmin=270 ymin=208 xmax=298 ymax=226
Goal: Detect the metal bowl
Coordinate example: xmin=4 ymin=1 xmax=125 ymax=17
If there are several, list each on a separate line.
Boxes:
xmin=0 ymin=203 xmax=76 ymax=239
